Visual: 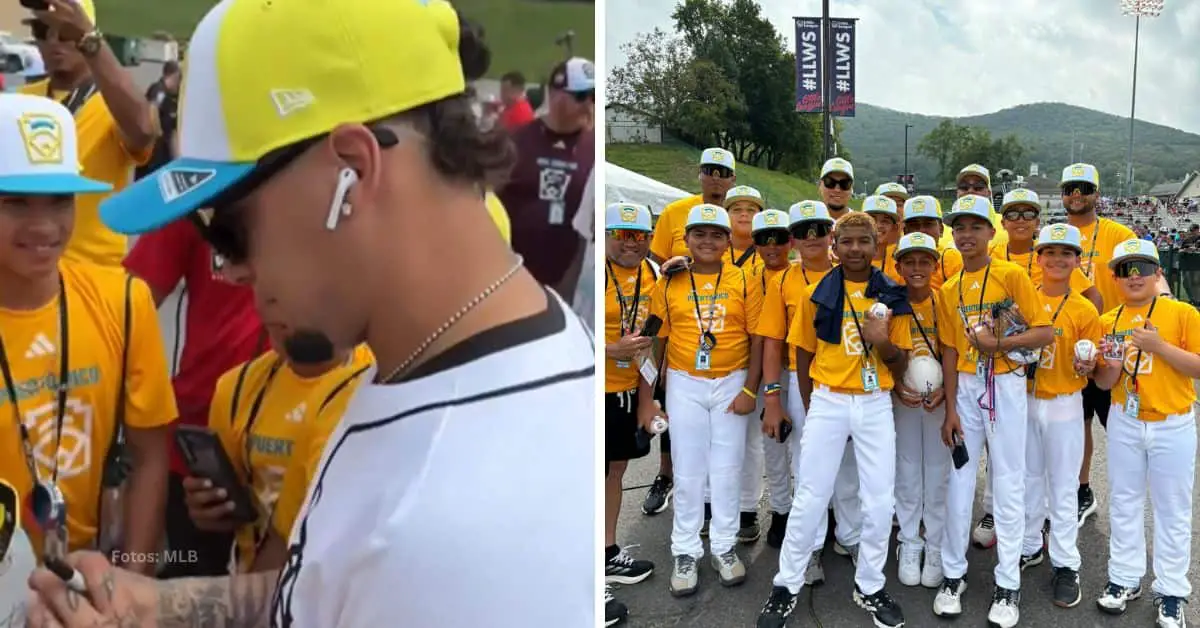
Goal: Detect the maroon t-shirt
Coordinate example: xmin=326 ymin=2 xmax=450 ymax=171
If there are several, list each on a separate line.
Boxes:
xmin=498 ymin=119 xmax=594 ymax=286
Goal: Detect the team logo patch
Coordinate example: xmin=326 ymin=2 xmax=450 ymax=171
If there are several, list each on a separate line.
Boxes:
xmin=799 ymin=203 xmax=816 ymax=218
xmin=1071 ymin=165 xmax=1086 ymax=177
xmin=1123 ymin=240 xmax=1143 ymax=254
xmin=700 ymin=206 xmax=717 ymax=221
xmin=1012 ymin=189 xmax=1028 ymax=200
xmin=910 ymin=198 xmax=926 ymax=213
xmin=581 ymin=61 xmax=595 ymax=80
xmin=710 ymin=149 xmax=726 ymax=162
xmin=620 ymin=206 xmax=638 ymax=223
xmin=764 ymin=212 xmax=780 ymax=226
xmin=17 ymin=113 xmax=65 ymax=165
xmin=911 ymin=233 xmax=929 ymax=246
xmin=1049 ymin=225 xmax=1069 ymax=241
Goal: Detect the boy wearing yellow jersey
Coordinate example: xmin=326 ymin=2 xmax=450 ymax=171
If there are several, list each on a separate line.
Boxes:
xmin=756 ymin=202 xmax=835 ymax=568
xmin=891 ymin=233 xmax=951 ymax=590
xmin=599 ymin=203 xmax=657 ymax=625
xmin=182 ymin=323 xmax=373 ymax=574
xmin=1093 ymin=239 xmax=1200 ymax=627
xmin=1019 ymin=224 xmax=1101 ymax=611
xmin=650 ymin=204 xmax=763 ymax=597
xmin=722 ymin=185 xmax=766 ymax=273
xmin=648 ymin=148 xmax=737 ymax=263
xmin=864 ymin=195 xmax=904 ymax=285
xmin=903 ymin=196 xmax=962 ymax=293
xmin=760 ymin=212 xmax=912 ymax=628
xmin=0 ymin=94 xmax=176 ymax=573
xmin=934 ymin=195 xmax=1053 ymax=628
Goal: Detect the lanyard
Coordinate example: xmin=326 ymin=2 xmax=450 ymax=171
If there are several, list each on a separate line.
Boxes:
xmin=1112 ymin=297 xmax=1158 ymax=392
xmin=45 ymin=80 xmax=97 ymax=116
xmin=605 ymin=259 xmax=643 ymax=336
xmin=688 ymin=266 xmax=723 ymax=343
xmin=878 ymin=244 xmax=893 ymax=277
xmin=914 ymin=294 xmax=938 ymax=355
xmin=844 ymin=282 xmax=874 ymax=365
xmin=1082 ymin=220 xmax=1101 ymax=280
xmin=730 ymin=247 xmax=757 ymax=268
xmin=0 ymin=276 xmax=70 ymax=488
xmin=1006 ymin=246 xmax=1033 ymax=276
xmin=957 ymin=262 xmax=992 ymax=348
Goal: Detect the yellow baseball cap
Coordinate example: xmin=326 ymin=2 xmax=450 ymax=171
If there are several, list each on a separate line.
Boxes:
xmin=100 ymin=0 xmax=465 ymax=234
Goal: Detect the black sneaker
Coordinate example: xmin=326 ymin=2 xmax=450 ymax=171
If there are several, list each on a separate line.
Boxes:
xmin=756 ymin=586 xmax=798 ymax=628
xmin=1077 ymin=485 xmax=1096 ymax=524
xmin=604 ymin=584 xmax=628 ymax=627
xmin=1020 ymin=546 xmax=1044 ymax=571
xmin=1154 ymin=595 xmax=1186 ymax=627
xmin=766 ymin=512 xmax=788 ymax=549
xmin=605 ymin=546 xmax=654 ymax=585
xmin=853 ymin=585 xmax=905 ymax=628
xmin=641 ymin=475 xmax=673 ymax=515
xmin=700 ymin=502 xmax=712 ymax=537
xmin=1051 ymin=567 xmax=1081 ymax=608
xmin=1096 ymin=580 xmax=1141 ymax=615
xmin=738 ymin=511 xmax=760 ymax=544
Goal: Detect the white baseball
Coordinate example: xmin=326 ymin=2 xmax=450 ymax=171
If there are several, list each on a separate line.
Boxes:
xmin=868 ymin=302 xmax=890 ymax=319
xmin=1074 ymin=340 xmax=1097 ymax=362
xmin=650 ymin=417 xmax=669 ymax=434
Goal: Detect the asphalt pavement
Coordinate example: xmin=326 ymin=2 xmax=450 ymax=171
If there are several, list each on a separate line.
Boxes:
xmin=611 ymin=424 xmax=1200 ymax=628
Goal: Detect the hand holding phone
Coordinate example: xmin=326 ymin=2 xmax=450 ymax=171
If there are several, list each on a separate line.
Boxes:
xmin=174 ymin=426 xmax=258 ymax=524
xmin=951 ymin=434 xmax=969 ymax=470
xmin=640 ymin=314 xmax=663 ymax=338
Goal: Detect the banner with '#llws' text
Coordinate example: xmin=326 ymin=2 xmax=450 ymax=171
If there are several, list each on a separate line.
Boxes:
xmin=793 ymin=18 xmax=822 ymax=113
xmin=828 ymin=18 xmax=856 ymax=117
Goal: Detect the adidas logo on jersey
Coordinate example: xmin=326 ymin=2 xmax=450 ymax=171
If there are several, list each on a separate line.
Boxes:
xmin=851 ymin=290 xmax=864 ymax=298
xmin=971 ymin=281 xmax=981 ymax=290
xmin=704 ymin=283 xmax=714 ymax=290
xmin=285 ymin=403 xmax=307 ymax=423
xmin=1132 ymin=315 xmax=1144 ymax=323
xmin=24 ymin=333 xmax=55 ymax=359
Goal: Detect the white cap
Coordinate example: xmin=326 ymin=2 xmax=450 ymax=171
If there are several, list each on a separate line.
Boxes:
xmin=0 ymin=93 xmax=111 ymax=195
xmin=862 ymin=195 xmax=898 ymax=218
xmin=903 ymin=196 xmax=942 ymax=222
xmin=604 ymin=202 xmax=652 ymax=232
xmin=894 ymin=232 xmax=939 ymax=260
xmin=874 ymin=182 xmax=909 ymax=199
xmin=1060 ymin=163 xmax=1100 ymax=187
xmin=820 ymin=157 xmax=854 ymax=179
xmin=943 ymin=194 xmax=995 ymax=226
xmin=1000 ymin=188 xmax=1042 ymax=214
xmin=1034 ymin=224 xmax=1083 ymax=253
xmin=752 ymin=209 xmax=790 ymax=234
xmin=1108 ymin=238 xmax=1160 ymax=268
xmin=957 ymin=164 xmax=991 ymax=187
xmin=549 ymin=57 xmax=595 ymax=92
xmin=685 ymin=203 xmax=732 ymax=232
xmin=788 ymin=200 xmax=833 ymax=226
xmin=724 ymin=185 xmax=764 ymax=209
xmin=700 ymin=147 xmax=736 ymax=171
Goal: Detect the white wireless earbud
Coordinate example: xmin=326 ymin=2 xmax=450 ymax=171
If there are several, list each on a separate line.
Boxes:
xmin=325 ymin=167 xmax=359 ymax=231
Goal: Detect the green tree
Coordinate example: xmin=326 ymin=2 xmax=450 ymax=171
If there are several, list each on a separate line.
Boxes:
xmin=917 ymin=120 xmax=1026 ymax=186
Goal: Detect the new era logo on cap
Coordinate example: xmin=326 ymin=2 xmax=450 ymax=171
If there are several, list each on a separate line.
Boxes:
xmin=270 ymin=89 xmax=316 ymax=117
xmin=158 ymin=168 xmax=216 ymax=203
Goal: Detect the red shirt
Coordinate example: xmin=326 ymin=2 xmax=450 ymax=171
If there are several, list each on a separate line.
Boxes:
xmin=500 ymin=99 xmax=535 ymax=131
xmin=124 ymin=220 xmax=265 ymax=475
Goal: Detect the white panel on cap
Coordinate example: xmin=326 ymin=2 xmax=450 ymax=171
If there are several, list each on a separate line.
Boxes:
xmin=178 ymin=0 xmax=235 ymax=162
xmin=0 ymin=94 xmax=80 ymax=178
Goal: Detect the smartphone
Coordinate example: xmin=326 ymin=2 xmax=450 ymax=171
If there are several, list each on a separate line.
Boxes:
xmin=951 ymin=434 xmax=969 ymax=470
xmin=641 ymin=314 xmax=663 ymax=338
xmin=19 ymin=0 xmax=49 ymax=10
xmin=777 ymin=418 xmax=793 ymax=444
xmin=174 ymin=426 xmax=258 ymax=524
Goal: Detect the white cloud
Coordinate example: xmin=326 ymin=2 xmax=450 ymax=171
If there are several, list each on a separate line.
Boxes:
xmin=605 ymin=0 xmax=1200 ymax=134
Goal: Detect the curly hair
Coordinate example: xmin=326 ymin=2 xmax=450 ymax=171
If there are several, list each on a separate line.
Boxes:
xmin=833 ymin=211 xmax=877 ymax=243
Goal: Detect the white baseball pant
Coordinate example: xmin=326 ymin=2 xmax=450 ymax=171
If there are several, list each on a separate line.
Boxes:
xmin=894 ymin=400 xmax=949 ymax=553
xmin=703 ymin=393 xmax=765 ymax=513
xmin=1106 ymin=405 xmax=1196 ymax=598
xmin=942 ymin=372 xmax=1027 ymax=590
xmin=832 ymin=442 xmax=862 ymax=548
xmin=1023 ymin=392 xmax=1084 ymax=569
xmin=762 ymin=371 xmax=826 ymax=553
xmin=774 ymin=385 xmax=895 ymax=595
xmin=666 ymin=368 xmax=749 ymax=558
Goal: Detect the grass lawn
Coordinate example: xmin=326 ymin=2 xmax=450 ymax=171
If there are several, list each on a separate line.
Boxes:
xmin=97 ymin=0 xmax=595 ymax=80
xmin=607 ymin=142 xmax=858 ymax=210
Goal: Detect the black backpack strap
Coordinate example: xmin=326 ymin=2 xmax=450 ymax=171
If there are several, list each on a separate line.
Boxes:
xmin=101 ymin=274 xmax=133 ymax=487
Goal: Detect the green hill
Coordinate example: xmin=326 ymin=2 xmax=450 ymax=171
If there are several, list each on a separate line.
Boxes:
xmin=99 ymin=0 xmax=594 ymax=80
xmin=840 ymin=102 xmax=1200 ymax=193
xmin=607 ymin=142 xmax=853 ymax=210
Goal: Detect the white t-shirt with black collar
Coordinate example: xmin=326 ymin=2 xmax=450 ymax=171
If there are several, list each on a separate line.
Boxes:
xmin=270 ymin=292 xmax=595 ymax=627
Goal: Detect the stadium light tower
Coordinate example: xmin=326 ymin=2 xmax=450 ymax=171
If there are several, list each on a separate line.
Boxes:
xmin=1121 ymin=0 xmax=1163 ymax=197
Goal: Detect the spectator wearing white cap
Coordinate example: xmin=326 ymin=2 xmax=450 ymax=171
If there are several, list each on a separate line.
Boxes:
xmin=1093 ymin=239 xmax=1200 ymax=627
xmin=649 ymin=203 xmax=762 ymax=597
xmin=863 ymin=195 xmax=903 ymax=284
xmin=641 ymin=146 xmax=738 ymax=517
xmin=1059 ymin=163 xmax=1137 ymax=527
xmin=1019 ymin=223 xmax=1101 ymax=611
xmin=901 ymin=196 xmax=962 ymax=292
xmin=818 ymin=158 xmax=855 ymax=220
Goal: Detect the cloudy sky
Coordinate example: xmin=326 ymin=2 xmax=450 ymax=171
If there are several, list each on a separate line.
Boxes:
xmin=604 ymin=0 xmax=1200 ymax=135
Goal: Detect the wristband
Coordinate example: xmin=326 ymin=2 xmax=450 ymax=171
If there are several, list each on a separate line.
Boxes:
xmin=763 ymin=383 xmax=783 ymax=396
xmin=741 ymin=386 xmax=758 ymax=399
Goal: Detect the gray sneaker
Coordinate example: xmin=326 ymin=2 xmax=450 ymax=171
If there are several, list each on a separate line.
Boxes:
xmin=669 ymin=555 xmax=699 ymax=597
xmin=711 ymin=549 xmax=747 ymax=587
xmin=805 ymin=550 xmax=825 ymax=586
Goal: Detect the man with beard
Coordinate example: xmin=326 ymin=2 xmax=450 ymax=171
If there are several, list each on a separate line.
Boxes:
xmin=1059 ymin=163 xmax=1134 ymax=526
xmin=817 ymin=158 xmax=855 ymax=220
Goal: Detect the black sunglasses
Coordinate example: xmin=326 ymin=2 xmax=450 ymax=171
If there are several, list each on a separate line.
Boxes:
xmin=753 ymin=229 xmax=791 ymax=247
xmin=1063 ymin=182 xmax=1096 ymax=196
xmin=1114 ymin=260 xmax=1158 ymax=278
xmin=190 ymin=126 xmax=399 ymax=264
xmin=1002 ymin=209 xmax=1039 ymax=222
xmin=790 ymin=222 xmax=831 ymax=240
xmin=700 ymin=165 xmax=733 ymax=179
xmin=821 ymin=177 xmax=852 ymax=191
xmin=569 ymin=90 xmax=594 ymax=103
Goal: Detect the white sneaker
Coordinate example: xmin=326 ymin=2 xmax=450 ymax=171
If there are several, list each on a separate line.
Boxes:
xmin=805 ymin=550 xmax=825 ymax=586
xmin=896 ymin=543 xmax=922 ymax=587
xmin=988 ymin=587 xmax=1020 ymax=628
xmin=711 ymin=549 xmax=746 ymax=587
xmin=933 ymin=577 xmax=966 ymax=617
xmin=972 ymin=513 xmax=996 ymax=548
xmin=920 ymin=549 xmax=943 ymax=589
xmin=668 ymin=555 xmax=698 ymax=597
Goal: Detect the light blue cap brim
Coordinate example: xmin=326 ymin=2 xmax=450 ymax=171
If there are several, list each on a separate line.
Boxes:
xmin=99 ymin=157 xmax=255 ymax=235
xmin=0 ymin=173 xmax=112 ymax=195
xmin=942 ymin=210 xmax=991 ymax=226
xmin=605 ymin=222 xmax=652 ymax=232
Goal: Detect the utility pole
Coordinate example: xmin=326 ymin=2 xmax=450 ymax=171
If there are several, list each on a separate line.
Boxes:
xmin=1121 ymin=0 xmax=1164 ymax=197
xmin=903 ymin=123 xmax=913 ymax=181
xmin=821 ymin=0 xmax=832 ymax=159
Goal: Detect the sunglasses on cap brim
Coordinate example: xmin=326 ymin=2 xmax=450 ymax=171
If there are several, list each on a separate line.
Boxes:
xmin=790 ymin=222 xmax=831 ymax=239
xmin=1113 ymin=259 xmax=1159 ymax=278
xmin=608 ymin=229 xmax=649 ymax=242
xmin=753 ymin=229 xmax=791 ymax=247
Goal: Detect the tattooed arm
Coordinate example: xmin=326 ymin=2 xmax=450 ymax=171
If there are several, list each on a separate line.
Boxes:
xmin=156 ymin=571 xmax=279 ymax=628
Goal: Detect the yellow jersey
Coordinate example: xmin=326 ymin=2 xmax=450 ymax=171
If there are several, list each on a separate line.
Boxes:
xmin=937 ymin=259 xmax=1050 ymax=375
xmin=0 ymin=262 xmax=176 ymax=551
xmin=872 ymin=243 xmax=904 ymax=285
xmin=20 ymin=81 xmax=153 ymax=267
xmin=651 ymin=265 xmax=763 ymax=378
xmin=485 ymin=191 xmax=512 ymax=243
xmin=603 ymin=259 xmax=659 ymax=393
xmin=726 ymin=246 xmax=765 ymax=274
xmin=1098 ymin=298 xmax=1200 ymax=421
xmin=754 ymin=263 xmax=825 ymax=370
xmin=649 ymin=194 xmax=704 ymax=260
xmin=987 ymin=243 xmax=1094 ymax=295
xmin=1028 ymin=291 xmax=1101 ymax=398
xmin=1075 ymin=217 xmax=1137 ymax=312
xmin=934 ymin=246 xmax=963 ymax=293
xmin=210 ymin=345 xmax=374 ymax=572
xmin=787 ymin=280 xmax=913 ymax=391
xmin=908 ymin=295 xmax=941 ymax=359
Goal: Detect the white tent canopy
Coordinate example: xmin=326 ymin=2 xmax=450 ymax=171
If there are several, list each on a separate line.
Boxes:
xmin=604 ymin=162 xmax=691 ymax=216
